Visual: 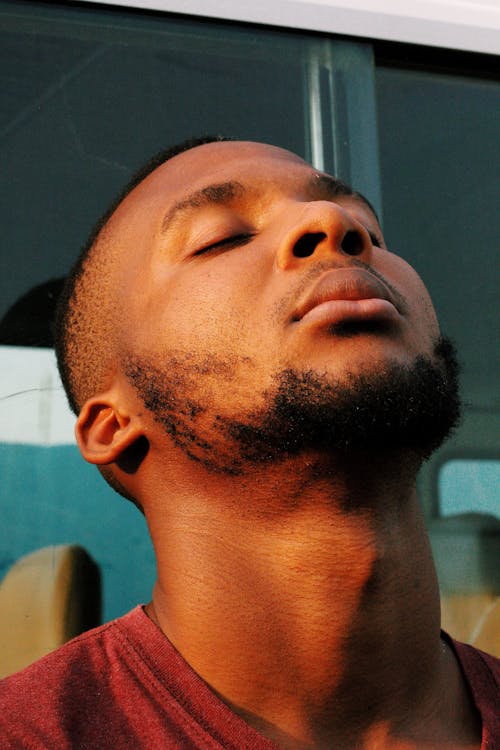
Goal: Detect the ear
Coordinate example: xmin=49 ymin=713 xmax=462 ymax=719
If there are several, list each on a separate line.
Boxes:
xmin=75 ymin=397 xmax=144 ymax=466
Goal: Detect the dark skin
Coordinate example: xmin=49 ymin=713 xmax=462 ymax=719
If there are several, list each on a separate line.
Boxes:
xmin=75 ymin=142 xmax=481 ymax=748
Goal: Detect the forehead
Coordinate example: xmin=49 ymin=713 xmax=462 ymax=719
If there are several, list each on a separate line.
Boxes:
xmin=141 ymin=141 xmax=315 ymax=206
xmin=107 ymin=142 xmax=311 ymax=237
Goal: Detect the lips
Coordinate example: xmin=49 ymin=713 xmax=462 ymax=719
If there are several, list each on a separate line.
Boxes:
xmin=292 ymin=268 xmax=401 ymax=326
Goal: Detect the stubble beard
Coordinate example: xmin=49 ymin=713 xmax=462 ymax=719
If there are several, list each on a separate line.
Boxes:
xmin=125 ymin=336 xmax=461 ymax=476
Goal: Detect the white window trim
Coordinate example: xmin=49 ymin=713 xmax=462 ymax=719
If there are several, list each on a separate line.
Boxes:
xmin=73 ymin=0 xmax=500 ymax=55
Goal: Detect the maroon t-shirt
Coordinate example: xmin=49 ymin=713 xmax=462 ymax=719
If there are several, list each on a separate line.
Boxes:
xmin=1 ymin=606 xmax=498 ymax=748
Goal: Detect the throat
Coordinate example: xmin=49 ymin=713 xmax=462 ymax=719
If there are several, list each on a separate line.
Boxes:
xmin=150 ymin=483 xmax=447 ymax=747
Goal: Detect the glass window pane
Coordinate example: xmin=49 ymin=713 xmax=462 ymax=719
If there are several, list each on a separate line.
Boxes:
xmin=376 ymin=60 xmax=499 ymax=617
xmin=0 ymin=2 xmax=310 ymax=331
xmin=376 ymin=66 xmax=499 ymax=412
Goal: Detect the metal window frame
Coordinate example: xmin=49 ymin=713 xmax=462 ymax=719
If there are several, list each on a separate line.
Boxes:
xmin=73 ymin=0 xmax=500 ymax=55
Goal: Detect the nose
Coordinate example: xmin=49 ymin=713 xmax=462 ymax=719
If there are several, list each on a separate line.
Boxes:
xmin=275 ymin=200 xmax=373 ymax=270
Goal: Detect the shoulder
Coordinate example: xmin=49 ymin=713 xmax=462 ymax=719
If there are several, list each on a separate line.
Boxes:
xmin=446 ymin=636 xmax=500 ymax=747
xmin=451 ymin=638 xmax=500 ymax=693
xmin=0 ymin=605 xmax=277 ymax=750
xmin=0 ymin=607 xmax=146 ymax=747
xmin=1 ymin=613 xmax=127 ymax=693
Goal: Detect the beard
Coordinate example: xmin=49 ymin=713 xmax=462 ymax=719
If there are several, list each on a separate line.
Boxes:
xmin=125 ymin=336 xmax=461 ymax=476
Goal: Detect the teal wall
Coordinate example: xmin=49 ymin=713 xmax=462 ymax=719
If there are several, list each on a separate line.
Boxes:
xmin=0 ymin=444 xmax=156 ymax=622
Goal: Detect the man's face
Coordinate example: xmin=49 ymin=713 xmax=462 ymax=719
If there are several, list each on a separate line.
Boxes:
xmin=111 ymin=142 xmax=455 ymax=470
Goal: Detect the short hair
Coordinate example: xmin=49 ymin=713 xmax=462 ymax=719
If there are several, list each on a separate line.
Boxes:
xmin=54 ymin=135 xmax=232 ymax=416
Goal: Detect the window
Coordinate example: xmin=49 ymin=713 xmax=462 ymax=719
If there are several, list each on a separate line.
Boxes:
xmin=0 ymin=1 xmax=312 ymax=339
xmin=0 ymin=0 xmax=378 ymax=619
xmin=376 ymin=49 xmax=500 ymax=593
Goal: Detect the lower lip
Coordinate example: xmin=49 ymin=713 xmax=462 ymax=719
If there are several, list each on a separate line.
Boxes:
xmin=299 ymin=298 xmax=400 ymax=327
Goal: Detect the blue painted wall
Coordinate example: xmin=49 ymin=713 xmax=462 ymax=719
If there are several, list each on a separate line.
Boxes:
xmin=0 ymin=444 xmax=156 ymax=622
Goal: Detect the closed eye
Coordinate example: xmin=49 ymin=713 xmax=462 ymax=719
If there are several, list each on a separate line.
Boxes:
xmin=194 ymin=233 xmax=254 ymax=256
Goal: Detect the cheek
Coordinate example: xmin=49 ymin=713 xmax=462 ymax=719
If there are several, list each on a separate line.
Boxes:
xmin=132 ymin=267 xmax=276 ymax=386
xmin=170 ymin=279 xmax=250 ymax=349
xmin=381 ymin=252 xmax=440 ymax=346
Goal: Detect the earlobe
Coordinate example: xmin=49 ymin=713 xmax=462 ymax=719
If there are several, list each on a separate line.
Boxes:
xmin=76 ymin=398 xmax=144 ymax=466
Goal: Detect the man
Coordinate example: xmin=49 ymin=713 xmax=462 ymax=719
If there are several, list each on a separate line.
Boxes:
xmin=1 ymin=137 xmax=498 ymax=749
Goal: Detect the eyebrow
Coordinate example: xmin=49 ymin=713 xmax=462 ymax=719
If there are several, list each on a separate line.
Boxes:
xmin=161 ymin=180 xmax=246 ymax=234
xmin=160 ymin=172 xmax=378 ymax=236
xmin=313 ymin=173 xmax=380 ymax=223
xmin=313 ymin=173 xmax=352 ymax=198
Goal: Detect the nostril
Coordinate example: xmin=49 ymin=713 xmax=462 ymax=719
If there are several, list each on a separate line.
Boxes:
xmin=293 ymin=232 xmax=327 ymax=258
xmin=341 ymin=230 xmax=364 ymax=256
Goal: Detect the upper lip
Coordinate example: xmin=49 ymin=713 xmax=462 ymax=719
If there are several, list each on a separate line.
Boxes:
xmin=292 ymin=267 xmax=400 ymax=322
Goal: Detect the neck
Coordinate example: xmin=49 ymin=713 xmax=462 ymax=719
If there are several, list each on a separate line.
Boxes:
xmin=144 ymin=451 xmax=480 ymax=749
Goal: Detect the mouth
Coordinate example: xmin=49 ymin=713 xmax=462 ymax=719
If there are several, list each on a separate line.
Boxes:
xmin=292 ymin=268 xmax=403 ymax=327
